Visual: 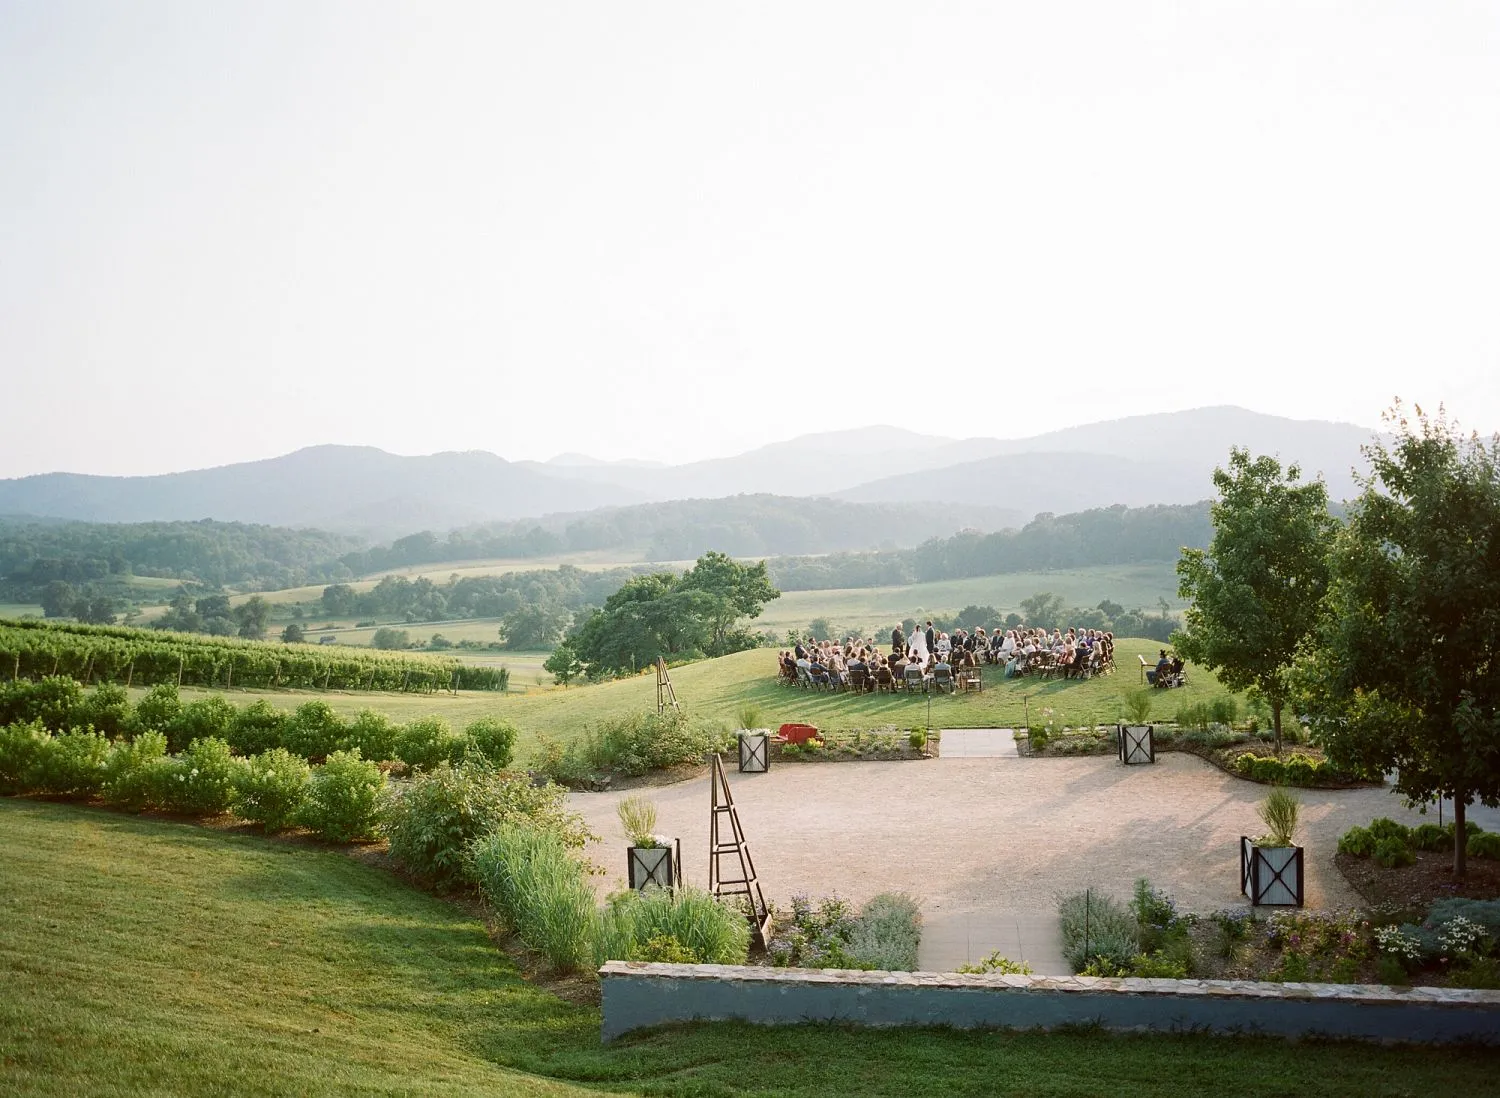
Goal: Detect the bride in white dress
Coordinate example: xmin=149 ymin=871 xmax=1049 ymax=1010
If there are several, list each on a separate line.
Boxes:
xmin=909 ymin=627 xmax=929 ymax=663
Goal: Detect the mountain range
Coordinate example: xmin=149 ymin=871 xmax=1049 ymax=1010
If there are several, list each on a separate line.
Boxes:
xmin=0 ymin=406 xmax=1377 ymax=537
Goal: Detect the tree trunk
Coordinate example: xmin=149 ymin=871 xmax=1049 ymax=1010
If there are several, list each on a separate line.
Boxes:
xmin=1454 ymin=794 xmax=1468 ymax=878
xmin=1271 ymin=698 xmax=1283 ymax=756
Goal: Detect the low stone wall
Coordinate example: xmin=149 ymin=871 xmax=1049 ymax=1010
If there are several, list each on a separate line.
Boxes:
xmin=600 ymin=962 xmax=1500 ymax=1045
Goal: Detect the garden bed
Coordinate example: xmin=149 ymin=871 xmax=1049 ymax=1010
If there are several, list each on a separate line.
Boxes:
xmin=772 ymin=726 xmax=932 ymax=763
xmin=1337 ymin=850 xmax=1500 ymax=908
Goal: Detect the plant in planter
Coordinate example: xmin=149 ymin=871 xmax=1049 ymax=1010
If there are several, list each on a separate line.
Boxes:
xmin=1240 ymin=787 xmax=1304 ymax=906
xmin=736 ymin=703 xmax=770 ymax=773
xmin=619 ymin=795 xmax=680 ymax=891
xmin=1118 ymin=689 xmax=1155 ymax=765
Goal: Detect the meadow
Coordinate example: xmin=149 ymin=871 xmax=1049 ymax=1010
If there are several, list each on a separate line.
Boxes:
xmin=0 ymin=798 xmax=1483 ymax=1098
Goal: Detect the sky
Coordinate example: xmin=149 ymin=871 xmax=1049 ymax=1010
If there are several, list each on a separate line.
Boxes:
xmin=1 ymin=1 xmax=1497 ymax=477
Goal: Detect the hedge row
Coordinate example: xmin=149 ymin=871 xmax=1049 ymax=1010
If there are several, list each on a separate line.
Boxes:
xmin=1232 ymin=751 xmax=1350 ymax=787
xmin=1338 ymin=817 xmax=1500 ymax=867
xmin=0 ymin=677 xmax=516 ymax=770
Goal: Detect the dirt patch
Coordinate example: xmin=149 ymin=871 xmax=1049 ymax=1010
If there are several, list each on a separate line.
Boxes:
xmin=1335 ymin=850 xmax=1500 ymax=910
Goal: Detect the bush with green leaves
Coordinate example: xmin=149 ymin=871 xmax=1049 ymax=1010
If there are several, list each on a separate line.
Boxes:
xmin=955 ymin=952 xmax=1034 ymax=975
xmin=340 ymin=709 xmax=400 ymax=762
xmin=160 ymin=737 xmax=240 ymax=816
xmin=31 ymin=729 xmax=112 ymax=796
xmin=0 ymin=721 xmax=52 ymax=794
xmin=230 ymin=748 xmax=311 ymax=832
xmin=0 ymin=676 xmax=84 ymax=730
xmin=846 ymin=892 xmax=922 ymax=971
xmin=396 ymin=716 xmax=457 ymax=770
xmin=457 ymin=717 xmax=517 ymax=769
xmin=470 ymin=820 xmax=596 ymax=973
xmin=1469 ymin=832 xmax=1500 ymax=860
xmin=382 ymin=761 xmax=591 ymax=887
xmin=281 ymin=701 xmax=346 ymax=760
xmin=133 ymin=683 xmax=182 ymax=734
xmin=164 ymin=696 xmax=236 ymax=753
xmin=1337 ymin=825 xmax=1376 ymax=857
xmin=1373 ymin=835 xmax=1416 ymax=868
xmin=593 ymin=887 xmax=751 ymax=967
xmin=77 ymin=684 xmax=132 ymax=740
xmin=534 ymin=710 xmax=732 ymax=784
xmin=1410 ymin=823 xmax=1452 ymax=853
xmin=1059 ymin=889 xmax=1139 ymax=973
xmin=297 ymin=749 xmax=385 ymax=842
xmin=226 ymin=700 xmax=290 ymax=756
xmin=101 ymin=731 xmax=171 ymax=811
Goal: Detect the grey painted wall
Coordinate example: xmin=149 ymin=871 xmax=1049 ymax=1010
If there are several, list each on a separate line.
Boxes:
xmin=600 ymin=963 xmax=1500 ymax=1045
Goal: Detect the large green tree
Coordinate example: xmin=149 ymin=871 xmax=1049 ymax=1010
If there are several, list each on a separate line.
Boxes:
xmin=678 ymin=551 xmax=779 ymax=656
xmin=1174 ymin=448 xmax=1337 ymax=753
xmin=1299 ymin=405 xmax=1500 ymax=876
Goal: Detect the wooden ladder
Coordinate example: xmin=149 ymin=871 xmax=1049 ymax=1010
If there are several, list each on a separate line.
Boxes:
xmin=708 ymin=753 xmax=773 ymax=949
xmin=656 ymin=657 xmax=680 ymax=714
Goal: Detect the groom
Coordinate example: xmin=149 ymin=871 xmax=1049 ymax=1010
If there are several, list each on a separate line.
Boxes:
xmin=924 ymin=621 xmax=935 ymax=657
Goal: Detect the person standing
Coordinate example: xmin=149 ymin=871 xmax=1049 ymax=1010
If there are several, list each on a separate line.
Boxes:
xmin=925 ymin=621 xmax=936 ymax=657
xmin=891 ymin=623 xmax=905 ymax=657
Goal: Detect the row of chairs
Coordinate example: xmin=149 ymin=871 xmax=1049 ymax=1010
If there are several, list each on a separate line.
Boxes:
xmin=783 ymin=663 xmax=983 ymax=695
xmin=1011 ymin=649 xmax=1114 ymax=680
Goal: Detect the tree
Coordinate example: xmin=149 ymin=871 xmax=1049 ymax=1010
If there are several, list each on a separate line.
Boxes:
xmin=678 ymin=551 xmax=780 ymax=656
xmin=1299 ymin=405 xmax=1500 ymax=877
xmin=956 ymin=604 xmax=999 ymax=631
xmin=40 ymin=581 xmax=78 ymax=618
xmin=808 ymin=617 xmax=834 ymax=641
xmin=499 ymin=603 xmax=571 ymax=649
xmin=322 ymin=583 xmax=357 ymax=617
xmin=1175 ymin=448 xmax=1335 ymax=753
xmin=544 ymin=642 xmax=583 ymax=687
xmin=73 ymin=593 xmax=119 ymax=625
xmin=233 ymin=595 xmax=271 ymax=640
xmin=371 ymin=627 xmax=411 ymax=650
xmin=1019 ymin=592 xmax=1064 ymax=630
xmin=281 ymin=622 xmax=306 ymax=644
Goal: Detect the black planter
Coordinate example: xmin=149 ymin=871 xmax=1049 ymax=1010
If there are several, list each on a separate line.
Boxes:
xmin=627 ymin=838 xmax=682 ymax=891
xmin=1240 ymin=837 xmax=1304 ymax=906
xmin=1118 ymin=724 xmax=1155 ymax=765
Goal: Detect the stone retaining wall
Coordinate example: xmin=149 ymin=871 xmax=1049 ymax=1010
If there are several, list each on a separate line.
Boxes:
xmin=600 ymin=962 xmax=1500 ymax=1044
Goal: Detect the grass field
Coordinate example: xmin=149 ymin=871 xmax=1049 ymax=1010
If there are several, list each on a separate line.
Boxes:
xmin=756 ymin=562 xmax=1183 ymax=637
xmin=0 ymin=603 xmax=42 ymax=619
xmin=1 ymin=798 xmax=1484 ymax=1097
xmin=162 ymin=639 xmax=1233 ymax=763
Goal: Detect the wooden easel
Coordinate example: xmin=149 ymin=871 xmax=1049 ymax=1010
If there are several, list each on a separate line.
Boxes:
xmin=708 ymin=754 xmax=773 ymax=949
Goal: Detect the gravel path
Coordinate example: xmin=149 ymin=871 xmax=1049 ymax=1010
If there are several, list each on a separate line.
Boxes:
xmin=569 ymin=743 xmax=1491 ymax=973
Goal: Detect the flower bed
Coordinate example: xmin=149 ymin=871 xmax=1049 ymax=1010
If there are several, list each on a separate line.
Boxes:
xmin=772 ymin=726 xmax=931 ymax=763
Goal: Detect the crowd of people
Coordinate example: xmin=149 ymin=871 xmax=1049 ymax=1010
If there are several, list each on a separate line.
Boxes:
xmin=776 ymin=620 xmax=1116 ymax=693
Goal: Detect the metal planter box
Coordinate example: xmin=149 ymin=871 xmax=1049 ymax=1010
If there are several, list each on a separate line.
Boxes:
xmin=1240 ymin=837 xmax=1304 ymax=906
xmin=627 ymin=839 xmax=682 ymax=892
xmin=1118 ymin=724 xmax=1155 ymax=765
xmin=738 ymin=730 xmax=770 ymax=773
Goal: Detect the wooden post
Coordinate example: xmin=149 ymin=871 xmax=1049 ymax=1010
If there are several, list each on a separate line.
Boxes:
xmin=177 ymin=654 xmax=184 ymax=687
xmin=226 ymin=658 xmax=234 ymax=690
xmin=125 ymin=659 xmax=134 ymax=688
xmin=82 ymin=653 xmax=94 ymax=684
xmin=323 ymin=664 xmax=332 ymax=690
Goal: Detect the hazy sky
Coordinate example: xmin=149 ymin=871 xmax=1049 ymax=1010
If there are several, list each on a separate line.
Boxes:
xmin=2 ymin=1 xmax=1497 ymax=477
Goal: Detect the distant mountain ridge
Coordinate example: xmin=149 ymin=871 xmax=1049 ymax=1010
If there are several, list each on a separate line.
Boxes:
xmin=0 ymin=407 xmax=1379 ymax=534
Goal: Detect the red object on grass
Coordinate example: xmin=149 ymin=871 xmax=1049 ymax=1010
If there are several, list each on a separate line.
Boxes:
xmin=778 ymin=723 xmax=820 ymax=744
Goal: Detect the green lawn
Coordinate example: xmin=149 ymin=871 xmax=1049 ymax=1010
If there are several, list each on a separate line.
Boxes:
xmin=0 ymin=799 xmax=1485 ymax=1097
xmin=160 ymin=639 xmax=1233 ymax=766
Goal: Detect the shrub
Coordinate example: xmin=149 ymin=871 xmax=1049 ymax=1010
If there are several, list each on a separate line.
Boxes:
xmin=909 ymin=726 xmax=928 ymax=750
xmin=0 ymin=677 xmax=84 ymax=730
xmin=1367 ymin=817 xmax=1412 ymax=844
xmin=383 ymin=761 xmax=591 ymax=887
xmin=1337 ymin=825 xmax=1375 ymax=857
xmin=231 ymin=748 xmax=311 ymax=832
xmin=163 ymin=737 xmax=240 ymax=816
xmin=1059 ymin=889 xmax=1139 ymax=973
xmin=1373 ymin=835 xmax=1416 ymax=868
xmin=101 ymin=731 xmax=171 ymax=811
xmin=471 ymin=821 xmax=596 ymax=973
xmin=1469 ymin=832 xmax=1500 ymax=860
xmin=0 ymin=721 xmax=52 ymax=793
xmin=396 ymin=717 xmax=456 ymax=771
xmin=133 ymin=684 xmax=182 ymax=734
xmin=298 ymin=749 xmax=385 ymax=842
xmin=281 ymin=701 xmax=346 ymax=760
xmin=458 ymin=717 xmax=518 ymax=769
xmin=1127 ymin=952 xmax=1190 ymax=978
xmin=32 ymin=729 xmax=111 ymax=796
xmin=78 ymin=684 xmax=132 ymax=740
xmin=1027 ymin=727 xmax=1049 ymax=752
xmin=846 ymin=892 xmax=922 ymax=971
xmin=1123 ymin=689 xmax=1153 ymax=725
xmin=593 ymin=888 xmax=751 ymax=967
xmin=341 ymin=709 xmax=400 ymax=762
xmin=1208 ymin=696 xmax=1239 ymax=727
xmin=956 ymin=952 xmax=1034 ymax=975
xmin=165 ymin=697 xmax=236 ymax=753
xmin=1410 ymin=823 xmax=1452 ymax=853
xmin=1250 ymin=757 xmax=1284 ymax=784
xmin=226 ymin=700 xmax=290 ymax=756
xmin=534 ymin=711 xmax=731 ymax=784
xmin=1234 ymin=752 xmax=1257 ymax=776
xmin=1282 ymin=754 xmax=1319 ymax=787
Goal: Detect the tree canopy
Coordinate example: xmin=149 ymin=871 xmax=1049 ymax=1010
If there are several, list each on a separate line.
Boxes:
xmin=1298 ymin=405 xmax=1500 ymax=875
xmin=1175 ymin=449 xmax=1337 ymax=751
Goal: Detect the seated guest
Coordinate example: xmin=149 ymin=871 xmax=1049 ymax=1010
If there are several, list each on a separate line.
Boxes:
xmin=1148 ymin=649 xmax=1170 ymax=686
xmin=875 ymin=660 xmax=894 ymax=689
xmin=809 ymin=654 xmax=830 ymax=686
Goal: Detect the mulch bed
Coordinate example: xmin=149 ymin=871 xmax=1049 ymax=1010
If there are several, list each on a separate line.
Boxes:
xmin=1335 ymin=850 xmax=1500 ymax=911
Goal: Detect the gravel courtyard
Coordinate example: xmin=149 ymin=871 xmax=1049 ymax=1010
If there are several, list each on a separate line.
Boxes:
xmin=570 ymin=741 xmax=1488 ymax=974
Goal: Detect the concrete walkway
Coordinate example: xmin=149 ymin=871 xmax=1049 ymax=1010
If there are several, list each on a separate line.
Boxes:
xmin=934 ymin=728 xmax=1019 ymax=759
xmin=570 ymin=750 xmax=1481 ymax=977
